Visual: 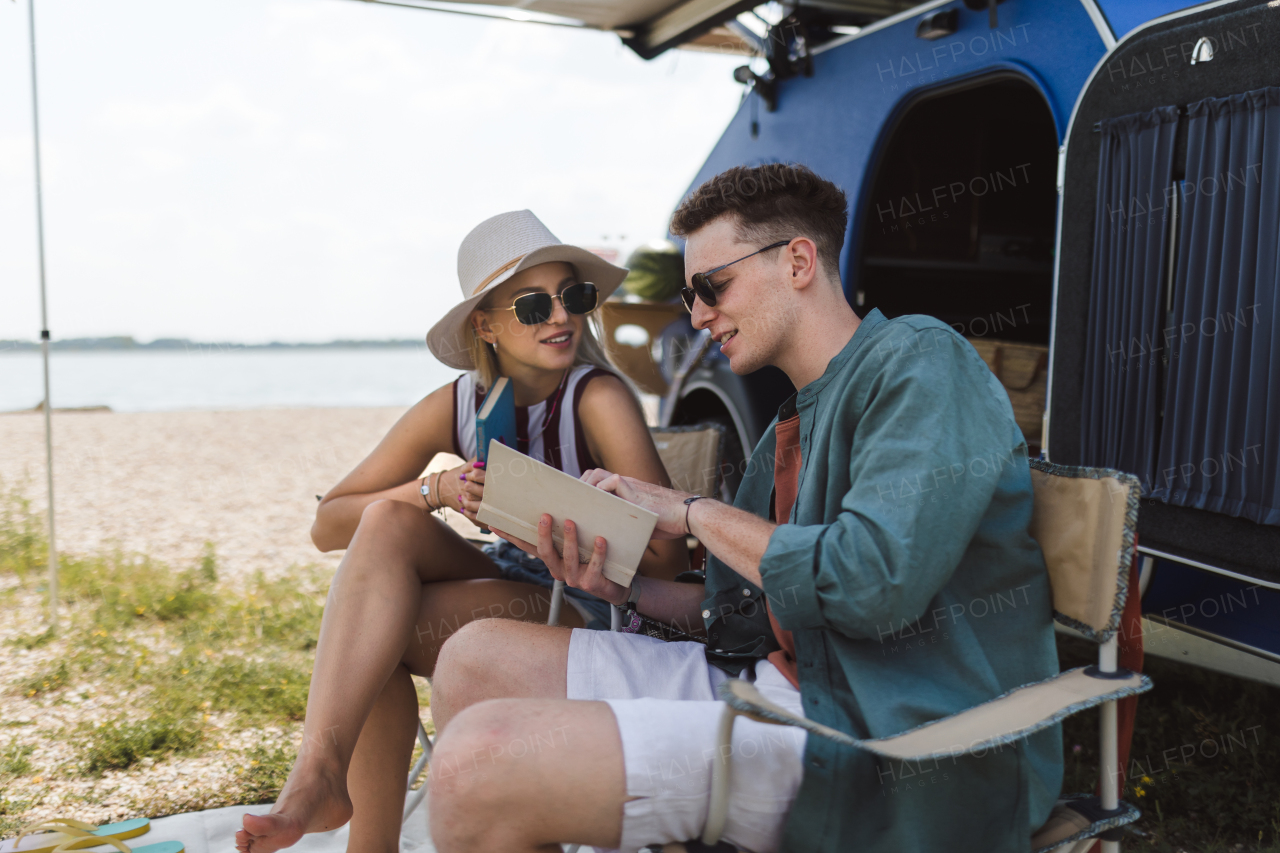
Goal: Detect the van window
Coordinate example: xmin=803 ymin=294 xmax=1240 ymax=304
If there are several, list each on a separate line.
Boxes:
xmin=1082 ymin=89 xmax=1280 ymax=527
xmin=1152 ymin=87 xmax=1280 ymax=526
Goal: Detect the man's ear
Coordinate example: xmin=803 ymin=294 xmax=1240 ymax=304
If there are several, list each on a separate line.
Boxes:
xmin=787 ymin=238 xmax=820 ymax=289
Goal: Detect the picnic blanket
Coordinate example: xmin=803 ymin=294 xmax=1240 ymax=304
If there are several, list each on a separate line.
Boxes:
xmin=135 ymin=796 xmax=434 ymax=853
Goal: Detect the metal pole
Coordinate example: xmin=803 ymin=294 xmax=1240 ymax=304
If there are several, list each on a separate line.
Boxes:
xmin=1098 ymin=635 xmax=1119 ymax=853
xmin=27 ymin=0 xmax=58 ymax=631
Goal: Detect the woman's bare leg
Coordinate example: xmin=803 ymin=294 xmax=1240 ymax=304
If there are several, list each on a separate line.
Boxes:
xmin=236 ymin=498 xmax=586 ymax=853
xmin=342 ymin=580 xmax=582 ymax=853
xmin=344 ymin=664 xmax=419 ymax=853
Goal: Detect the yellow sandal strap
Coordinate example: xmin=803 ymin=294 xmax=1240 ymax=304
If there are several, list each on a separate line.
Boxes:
xmin=15 ymin=821 xmax=98 ymax=846
xmin=50 ymin=837 xmax=131 ymax=853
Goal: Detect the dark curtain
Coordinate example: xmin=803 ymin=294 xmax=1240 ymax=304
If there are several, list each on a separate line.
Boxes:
xmin=1152 ymin=87 xmax=1280 ymax=526
xmin=1080 ymin=106 xmax=1180 ymax=488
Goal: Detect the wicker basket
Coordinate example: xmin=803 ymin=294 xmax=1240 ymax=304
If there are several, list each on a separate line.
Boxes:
xmin=967 ymin=338 xmax=1049 ymax=446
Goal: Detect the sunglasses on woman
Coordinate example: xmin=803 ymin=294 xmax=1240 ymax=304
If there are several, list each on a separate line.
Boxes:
xmin=497 ymin=282 xmax=599 ymax=326
xmin=680 ymin=240 xmax=794 ymax=312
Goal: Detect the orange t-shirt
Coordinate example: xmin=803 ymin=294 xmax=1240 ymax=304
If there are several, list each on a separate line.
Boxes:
xmin=766 ymin=412 xmax=802 ymax=689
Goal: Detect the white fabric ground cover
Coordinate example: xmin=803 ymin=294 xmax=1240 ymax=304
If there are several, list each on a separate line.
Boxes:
xmin=125 ymin=798 xmax=434 ymax=853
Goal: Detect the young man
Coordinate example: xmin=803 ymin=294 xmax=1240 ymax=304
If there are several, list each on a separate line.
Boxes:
xmin=426 ymin=164 xmax=1062 ymax=853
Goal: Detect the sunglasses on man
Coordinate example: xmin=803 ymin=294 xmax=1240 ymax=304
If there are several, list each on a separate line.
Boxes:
xmin=496 ymin=282 xmax=599 ymax=326
xmin=680 ymin=240 xmax=794 ymax=313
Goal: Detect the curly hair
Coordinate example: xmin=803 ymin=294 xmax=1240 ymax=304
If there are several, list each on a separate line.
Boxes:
xmin=669 ymin=164 xmax=849 ymax=275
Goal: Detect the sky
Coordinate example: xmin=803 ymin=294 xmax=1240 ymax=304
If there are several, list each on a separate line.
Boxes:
xmin=0 ymin=0 xmax=745 ymax=344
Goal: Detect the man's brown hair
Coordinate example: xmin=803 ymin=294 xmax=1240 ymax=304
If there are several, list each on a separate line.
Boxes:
xmin=670 ymin=164 xmax=849 ymax=276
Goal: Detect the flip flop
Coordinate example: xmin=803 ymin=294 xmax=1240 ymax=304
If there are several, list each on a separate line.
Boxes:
xmin=1 ymin=820 xmax=150 ymax=853
xmin=51 ymin=839 xmax=182 ymax=853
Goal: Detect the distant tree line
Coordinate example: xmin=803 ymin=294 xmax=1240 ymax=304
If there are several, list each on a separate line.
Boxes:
xmin=0 ymin=336 xmax=426 ymax=353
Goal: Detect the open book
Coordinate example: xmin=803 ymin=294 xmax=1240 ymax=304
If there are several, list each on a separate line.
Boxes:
xmin=476 ymin=441 xmax=658 ymax=587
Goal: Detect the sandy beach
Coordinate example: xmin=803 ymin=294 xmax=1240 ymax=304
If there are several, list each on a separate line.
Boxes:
xmin=0 ymin=407 xmax=490 ymax=580
xmin=0 ymin=406 xmax=486 ymax=830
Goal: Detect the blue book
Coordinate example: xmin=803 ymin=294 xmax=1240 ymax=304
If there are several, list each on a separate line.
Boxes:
xmin=476 ymin=376 xmax=516 ymax=464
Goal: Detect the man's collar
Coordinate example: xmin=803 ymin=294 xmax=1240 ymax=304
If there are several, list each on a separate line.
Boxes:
xmin=792 ymin=309 xmax=886 ymax=405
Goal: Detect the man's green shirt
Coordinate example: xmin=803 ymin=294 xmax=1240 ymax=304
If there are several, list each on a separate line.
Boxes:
xmin=700 ymin=309 xmax=1062 ymax=853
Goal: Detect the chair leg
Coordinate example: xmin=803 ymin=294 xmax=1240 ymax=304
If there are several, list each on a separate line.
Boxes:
xmin=403 ymin=719 xmax=434 ymax=823
xmin=701 ymin=704 xmax=738 ymax=846
xmin=1098 ymin=635 xmax=1120 ymax=852
xmin=548 ymin=579 xmax=565 ymax=626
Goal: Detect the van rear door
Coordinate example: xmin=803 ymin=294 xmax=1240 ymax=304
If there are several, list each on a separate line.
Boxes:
xmin=1047 ymin=0 xmax=1279 ymax=595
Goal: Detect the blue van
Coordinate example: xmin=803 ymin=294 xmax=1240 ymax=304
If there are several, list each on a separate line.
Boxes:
xmin=430 ymin=0 xmax=1280 ymax=685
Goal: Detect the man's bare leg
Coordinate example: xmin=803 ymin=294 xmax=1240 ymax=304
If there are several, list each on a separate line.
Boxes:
xmin=429 ymin=698 xmax=627 ymax=853
xmin=429 ymin=618 xmax=574 ymax=732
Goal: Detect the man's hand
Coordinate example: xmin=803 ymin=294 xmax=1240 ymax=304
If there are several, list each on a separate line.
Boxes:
xmin=579 ymin=469 xmax=695 ymax=540
xmin=492 ymin=514 xmax=630 ymax=606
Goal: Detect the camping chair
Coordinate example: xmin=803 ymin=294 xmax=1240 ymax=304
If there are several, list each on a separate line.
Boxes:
xmin=404 ymin=425 xmax=725 ymax=822
xmin=676 ymin=458 xmax=1151 ymax=853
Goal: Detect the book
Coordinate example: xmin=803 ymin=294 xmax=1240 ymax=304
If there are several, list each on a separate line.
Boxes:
xmin=476 ymin=441 xmax=659 ymax=588
xmin=476 ymin=376 xmax=516 ymax=464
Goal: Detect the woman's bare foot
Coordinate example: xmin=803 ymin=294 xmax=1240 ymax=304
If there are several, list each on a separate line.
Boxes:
xmin=235 ymin=758 xmax=354 ymax=853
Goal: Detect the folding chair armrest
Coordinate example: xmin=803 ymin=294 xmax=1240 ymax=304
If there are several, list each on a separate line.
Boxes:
xmin=717 ymin=680 xmax=858 ymax=744
xmin=716 ymin=667 xmax=1151 ymax=762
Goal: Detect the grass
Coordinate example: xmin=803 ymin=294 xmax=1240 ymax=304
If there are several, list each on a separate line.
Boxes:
xmin=232 ymin=745 xmax=296 ymax=805
xmin=0 ymin=479 xmax=339 ymax=825
xmin=1059 ymin=635 xmax=1280 ymax=851
xmin=80 ymin=714 xmax=203 ymax=775
xmin=0 ymin=744 xmax=34 ymax=777
xmin=17 ymin=660 xmax=71 ymax=698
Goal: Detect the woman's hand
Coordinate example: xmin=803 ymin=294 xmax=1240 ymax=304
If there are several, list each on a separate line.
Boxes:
xmin=580 ymin=469 xmax=694 ymax=540
xmin=450 ymin=460 xmax=486 ymax=521
xmin=492 ymin=514 xmax=629 ymax=606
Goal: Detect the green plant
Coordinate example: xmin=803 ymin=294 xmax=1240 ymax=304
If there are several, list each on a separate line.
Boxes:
xmin=80 ymin=713 xmax=202 ymax=775
xmin=0 ymin=482 xmax=46 ymax=579
xmin=58 ymin=551 xmax=217 ymax=629
xmin=198 ymin=541 xmax=218 ymax=583
xmin=17 ymin=660 xmax=70 ymax=698
xmin=162 ymin=658 xmax=311 ymax=722
xmin=0 ymin=743 xmax=34 ymax=776
xmin=233 ymin=744 xmax=294 ymax=804
xmin=6 ymin=627 xmax=56 ymax=650
xmin=189 ymin=568 xmax=325 ymax=649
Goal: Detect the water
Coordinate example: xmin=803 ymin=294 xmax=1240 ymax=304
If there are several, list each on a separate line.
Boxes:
xmin=0 ymin=348 xmax=460 ymax=412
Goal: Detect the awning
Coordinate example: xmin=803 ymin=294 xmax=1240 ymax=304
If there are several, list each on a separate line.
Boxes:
xmin=356 ymin=0 xmax=922 ymax=58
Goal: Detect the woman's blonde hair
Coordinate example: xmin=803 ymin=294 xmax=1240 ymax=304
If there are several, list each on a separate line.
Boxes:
xmin=467 ymin=294 xmax=620 ymax=393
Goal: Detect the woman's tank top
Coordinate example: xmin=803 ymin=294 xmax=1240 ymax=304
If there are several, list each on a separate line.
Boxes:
xmin=451 ymin=364 xmax=615 ymax=478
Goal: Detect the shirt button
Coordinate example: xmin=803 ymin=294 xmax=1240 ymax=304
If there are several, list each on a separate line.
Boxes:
xmin=702 ymin=609 xmax=711 ymax=619
xmin=741 ymin=589 xmax=751 ymax=597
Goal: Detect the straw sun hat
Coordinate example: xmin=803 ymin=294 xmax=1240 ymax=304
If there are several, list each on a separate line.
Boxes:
xmin=426 ymin=210 xmax=629 ymax=370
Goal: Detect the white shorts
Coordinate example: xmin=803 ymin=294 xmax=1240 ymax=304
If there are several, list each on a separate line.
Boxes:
xmin=566 ymin=629 xmax=807 ymax=853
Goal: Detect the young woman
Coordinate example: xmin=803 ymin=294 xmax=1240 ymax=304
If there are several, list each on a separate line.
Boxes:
xmin=237 ymin=210 xmax=688 ymax=853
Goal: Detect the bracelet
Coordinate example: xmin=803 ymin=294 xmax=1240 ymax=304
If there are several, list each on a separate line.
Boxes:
xmin=684 ymin=495 xmax=709 ymax=535
xmin=431 ymin=471 xmax=444 ymax=512
xmin=420 ymin=476 xmax=431 ymax=509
